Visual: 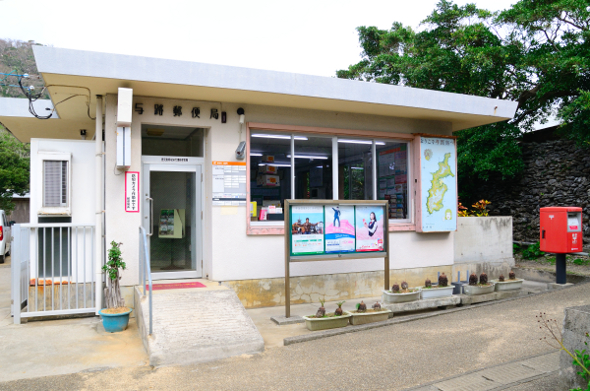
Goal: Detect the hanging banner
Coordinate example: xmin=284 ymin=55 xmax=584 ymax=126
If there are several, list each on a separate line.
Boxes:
xmin=125 ymin=171 xmax=139 ymax=213
xmin=418 ymin=136 xmax=457 ymax=232
xmin=290 ymin=205 xmax=325 ymax=255
xmin=325 ymin=205 xmax=356 ymax=253
xmin=355 ymin=206 xmax=384 ymax=252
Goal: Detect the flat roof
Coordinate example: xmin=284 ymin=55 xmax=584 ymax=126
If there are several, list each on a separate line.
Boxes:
xmin=1 ymin=46 xmax=518 ymax=141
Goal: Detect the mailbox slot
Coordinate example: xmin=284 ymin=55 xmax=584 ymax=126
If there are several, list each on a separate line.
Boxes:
xmin=567 ymin=212 xmax=581 ymax=233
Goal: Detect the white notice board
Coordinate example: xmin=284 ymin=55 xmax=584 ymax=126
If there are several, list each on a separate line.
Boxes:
xmin=212 ymin=161 xmax=247 ymax=206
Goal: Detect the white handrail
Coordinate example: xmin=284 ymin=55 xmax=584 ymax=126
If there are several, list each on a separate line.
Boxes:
xmin=139 ymin=226 xmax=153 ymax=335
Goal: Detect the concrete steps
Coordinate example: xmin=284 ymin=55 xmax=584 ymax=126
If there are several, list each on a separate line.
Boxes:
xmin=134 ymin=284 xmax=264 ymax=367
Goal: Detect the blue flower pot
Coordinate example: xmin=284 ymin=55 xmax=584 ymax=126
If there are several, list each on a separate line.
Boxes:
xmin=99 ymin=308 xmax=133 ymax=333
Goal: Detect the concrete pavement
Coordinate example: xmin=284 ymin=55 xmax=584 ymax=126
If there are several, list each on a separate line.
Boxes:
xmin=1 ymin=278 xmax=588 ymax=390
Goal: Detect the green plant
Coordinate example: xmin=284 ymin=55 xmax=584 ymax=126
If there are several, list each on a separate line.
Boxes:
xmin=469 ymin=272 xmax=478 ymax=286
xmin=391 ymin=283 xmax=400 ymax=293
xmin=479 ymin=272 xmax=488 ymax=285
xmin=425 ymin=278 xmax=432 ymax=288
xmin=522 ymin=242 xmax=545 ymax=260
xmin=573 ymin=259 xmax=590 ymax=266
xmin=513 ymin=243 xmax=522 ymax=253
xmin=315 ymin=299 xmax=326 ymax=318
xmin=537 ymin=313 xmax=589 ymax=391
xmin=102 ymin=241 xmax=127 ymax=309
xmin=439 ymin=273 xmax=448 ymax=287
xmin=334 ymin=301 xmax=345 ymax=316
xmin=356 ymin=301 xmax=367 ymax=312
xmin=457 ymin=200 xmax=491 ymax=217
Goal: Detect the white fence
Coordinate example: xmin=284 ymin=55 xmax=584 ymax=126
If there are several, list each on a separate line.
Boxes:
xmin=12 ymin=223 xmax=98 ymax=324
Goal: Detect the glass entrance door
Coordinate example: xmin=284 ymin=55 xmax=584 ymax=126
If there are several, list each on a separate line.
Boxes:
xmin=142 ymin=158 xmax=202 ymax=280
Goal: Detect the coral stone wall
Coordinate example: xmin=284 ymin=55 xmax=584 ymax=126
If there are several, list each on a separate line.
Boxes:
xmin=480 ymin=139 xmax=590 ymax=246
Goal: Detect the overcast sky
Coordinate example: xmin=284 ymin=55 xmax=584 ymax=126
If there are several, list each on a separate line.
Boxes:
xmin=0 ymin=0 xmax=517 ymax=77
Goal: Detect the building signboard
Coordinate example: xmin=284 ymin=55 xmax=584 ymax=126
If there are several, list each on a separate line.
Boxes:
xmin=125 ymin=171 xmax=139 ymax=213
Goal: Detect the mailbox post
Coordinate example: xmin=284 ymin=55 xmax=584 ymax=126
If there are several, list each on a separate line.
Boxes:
xmin=540 ymin=207 xmax=583 ymax=284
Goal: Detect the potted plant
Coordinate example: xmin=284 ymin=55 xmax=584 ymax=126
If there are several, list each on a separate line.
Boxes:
xmin=346 ymin=301 xmax=392 ymax=325
xmin=382 ymin=281 xmax=421 ymax=303
xmin=99 ymin=241 xmax=133 ymax=333
xmin=302 ymin=300 xmax=351 ymax=331
xmin=463 ymin=272 xmax=496 ymax=296
xmin=421 ymin=273 xmax=455 ymax=299
xmin=492 ymin=270 xmax=524 ymax=291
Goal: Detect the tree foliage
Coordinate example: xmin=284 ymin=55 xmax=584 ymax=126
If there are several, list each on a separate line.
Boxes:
xmin=337 ymin=0 xmax=590 ymax=200
xmin=0 ymin=39 xmax=47 ymax=98
xmin=0 ymin=128 xmax=29 ymax=213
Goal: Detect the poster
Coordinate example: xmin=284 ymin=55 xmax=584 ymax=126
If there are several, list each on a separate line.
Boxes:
xmin=124 ymin=171 xmax=139 ymax=213
xmin=419 ymin=137 xmax=457 ymax=232
xmin=290 ymin=205 xmax=324 ymax=255
xmin=325 ymin=205 xmax=355 ymax=253
xmin=355 ymin=206 xmax=384 ymax=252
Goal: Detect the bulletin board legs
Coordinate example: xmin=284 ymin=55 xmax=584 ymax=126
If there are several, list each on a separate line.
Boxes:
xmin=285 ymin=258 xmax=291 ymax=318
xmin=384 ymin=256 xmax=389 ymax=291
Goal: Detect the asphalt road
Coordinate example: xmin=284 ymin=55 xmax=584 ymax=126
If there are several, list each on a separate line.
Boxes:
xmin=1 ymin=282 xmax=588 ymax=390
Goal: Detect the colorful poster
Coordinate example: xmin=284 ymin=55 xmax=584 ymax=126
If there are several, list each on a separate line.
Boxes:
xmin=291 ymin=206 xmax=324 ymax=255
xmin=325 ymin=206 xmax=356 ymax=253
xmin=355 ymin=206 xmax=384 ymax=252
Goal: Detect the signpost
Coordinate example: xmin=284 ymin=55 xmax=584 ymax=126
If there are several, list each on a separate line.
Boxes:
xmin=284 ymin=199 xmax=390 ymax=318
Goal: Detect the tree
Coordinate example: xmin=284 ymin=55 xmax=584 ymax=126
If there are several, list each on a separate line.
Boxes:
xmin=337 ymin=0 xmax=590 ymax=200
xmin=0 ymin=127 xmax=29 ymax=213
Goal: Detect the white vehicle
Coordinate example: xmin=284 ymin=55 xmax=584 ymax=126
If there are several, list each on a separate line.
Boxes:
xmin=0 ymin=210 xmax=11 ymax=263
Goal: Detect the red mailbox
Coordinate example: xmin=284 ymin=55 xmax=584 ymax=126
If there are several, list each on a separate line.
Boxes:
xmin=540 ymin=207 xmax=583 ymax=253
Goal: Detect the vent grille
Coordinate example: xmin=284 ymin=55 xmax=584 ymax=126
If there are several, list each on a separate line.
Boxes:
xmin=43 ymin=160 xmax=68 ymax=207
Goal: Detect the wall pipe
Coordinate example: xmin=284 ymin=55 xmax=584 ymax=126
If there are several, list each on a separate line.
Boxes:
xmin=95 ymin=95 xmax=103 ymax=314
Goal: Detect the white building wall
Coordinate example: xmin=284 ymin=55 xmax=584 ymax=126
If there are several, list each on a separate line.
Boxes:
xmin=102 ymin=94 xmax=455 ymax=286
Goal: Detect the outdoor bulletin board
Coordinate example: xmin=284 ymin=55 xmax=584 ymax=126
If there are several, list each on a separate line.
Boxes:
xmin=284 ymin=200 xmax=390 ymax=318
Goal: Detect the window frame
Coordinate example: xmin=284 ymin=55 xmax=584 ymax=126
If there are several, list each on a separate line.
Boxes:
xmin=38 ymin=153 xmax=72 ymax=216
xmin=246 ymin=122 xmax=417 ymax=235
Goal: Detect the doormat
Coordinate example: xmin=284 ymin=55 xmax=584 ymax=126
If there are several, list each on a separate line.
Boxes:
xmin=147 ymin=282 xmax=207 ymax=290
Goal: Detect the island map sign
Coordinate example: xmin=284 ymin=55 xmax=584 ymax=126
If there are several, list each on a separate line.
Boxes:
xmin=420 ymin=137 xmax=457 ymax=232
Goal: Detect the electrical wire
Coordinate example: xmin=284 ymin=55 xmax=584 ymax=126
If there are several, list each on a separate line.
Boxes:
xmin=1 ymin=71 xmax=96 ymax=121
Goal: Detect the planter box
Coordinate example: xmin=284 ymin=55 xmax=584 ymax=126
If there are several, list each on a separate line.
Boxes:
xmin=382 ymin=288 xmax=421 ymax=304
xmin=492 ymin=279 xmax=524 ymax=291
xmin=345 ymin=309 xmax=392 ymax=325
xmin=302 ymin=313 xmax=351 ymax=331
xmin=421 ymin=285 xmax=454 ymax=299
xmin=463 ymin=283 xmax=496 ymax=296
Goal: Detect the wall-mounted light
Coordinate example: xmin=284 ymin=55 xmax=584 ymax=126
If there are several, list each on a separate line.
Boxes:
xmin=252 ymin=134 xmax=308 ymax=140
xmin=259 ymin=163 xmax=291 ymax=167
xmin=237 ymin=107 xmax=245 ymax=124
xmin=250 ymin=152 xmax=263 ymax=156
xmin=338 ymin=139 xmax=385 ymax=145
xmin=287 ymin=154 xmax=329 ymax=160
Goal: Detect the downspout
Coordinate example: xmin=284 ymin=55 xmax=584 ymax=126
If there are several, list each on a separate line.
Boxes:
xmin=95 ymin=95 xmax=104 ymax=314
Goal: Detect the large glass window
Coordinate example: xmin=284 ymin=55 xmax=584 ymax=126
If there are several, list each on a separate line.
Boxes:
xmin=337 ymin=139 xmax=373 ymax=200
xmin=249 ymin=132 xmax=292 ymax=222
xmin=377 ymin=141 xmax=409 ymax=220
xmin=249 ymin=130 xmax=411 ymax=224
xmin=294 ymin=136 xmax=333 ymax=200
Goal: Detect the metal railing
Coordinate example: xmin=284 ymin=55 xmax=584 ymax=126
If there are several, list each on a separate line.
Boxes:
xmin=139 ymin=226 xmax=153 ymax=335
xmin=12 ymin=223 xmax=97 ymax=324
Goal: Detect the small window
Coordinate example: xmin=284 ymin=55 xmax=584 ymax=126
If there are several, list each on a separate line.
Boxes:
xmin=44 ymin=160 xmax=69 ymax=207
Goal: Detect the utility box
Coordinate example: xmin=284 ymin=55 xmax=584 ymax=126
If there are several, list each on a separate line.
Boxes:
xmin=540 ymin=207 xmax=583 ymax=253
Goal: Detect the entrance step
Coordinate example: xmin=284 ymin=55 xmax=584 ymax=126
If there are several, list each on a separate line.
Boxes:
xmin=134 ymin=284 xmax=264 ymax=367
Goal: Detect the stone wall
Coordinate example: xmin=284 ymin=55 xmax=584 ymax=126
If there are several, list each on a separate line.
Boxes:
xmin=480 ymin=138 xmax=590 ymax=246
xmin=561 ymin=305 xmax=590 ymax=389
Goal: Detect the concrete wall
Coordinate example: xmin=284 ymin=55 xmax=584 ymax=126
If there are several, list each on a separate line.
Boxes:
xmin=453 ymin=216 xmax=514 ymax=279
xmin=561 ymin=305 xmax=590 ymax=389
xmin=7 ymin=198 xmax=29 ymax=223
xmin=102 ymin=94 xmax=456 ymax=287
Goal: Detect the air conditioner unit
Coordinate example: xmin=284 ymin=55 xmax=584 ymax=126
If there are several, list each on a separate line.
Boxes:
xmin=39 ymin=154 xmax=72 ymax=216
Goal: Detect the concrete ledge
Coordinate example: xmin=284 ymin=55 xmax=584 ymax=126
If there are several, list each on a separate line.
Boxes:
xmin=548 ymin=282 xmax=574 ymax=290
xmin=383 ymin=296 xmax=460 ymax=313
xmin=495 ymin=290 xmax=521 ymax=300
xmin=270 ymin=315 xmax=304 ymax=325
xmin=459 ymin=292 xmax=497 ymax=305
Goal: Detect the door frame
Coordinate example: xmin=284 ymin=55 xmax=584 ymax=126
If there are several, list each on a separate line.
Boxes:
xmin=141 ymin=156 xmax=204 ymax=280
